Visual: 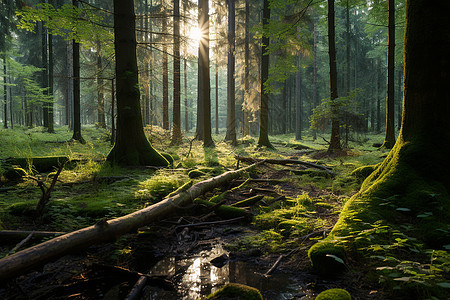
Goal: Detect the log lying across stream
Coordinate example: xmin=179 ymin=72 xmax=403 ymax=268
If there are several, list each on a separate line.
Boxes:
xmin=0 ymin=162 xmax=261 ymax=282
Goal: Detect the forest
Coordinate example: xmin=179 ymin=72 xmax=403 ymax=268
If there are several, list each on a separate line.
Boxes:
xmin=0 ymin=0 xmax=449 ymax=299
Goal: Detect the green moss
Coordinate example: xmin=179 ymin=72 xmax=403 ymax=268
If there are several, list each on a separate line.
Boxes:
xmin=349 ymin=164 xmax=378 ymax=180
xmin=160 ymin=152 xmax=174 ymax=166
xmin=7 ymin=201 xmax=37 ymax=217
xmin=315 ymin=288 xmax=351 ymax=300
xmin=188 ymin=169 xmax=205 ymax=178
xmin=193 ymin=199 xmax=249 ymax=219
xmin=308 ymin=240 xmax=346 ymax=275
xmin=233 ymin=195 xmax=264 ymax=207
xmin=206 ymin=283 xmax=263 ymax=300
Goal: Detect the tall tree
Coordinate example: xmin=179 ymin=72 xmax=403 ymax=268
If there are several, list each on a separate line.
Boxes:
xmin=310 ymin=0 xmax=450 ymax=273
xmin=225 ymin=0 xmax=237 ymax=145
xmin=107 ymin=0 xmax=168 ymax=166
xmin=47 ymin=26 xmax=54 ymax=133
xmin=41 ymin=20 xmax=49 ymax=128
xmin=257 ymin=0 xmax=273 ymax=148
xmin=327 ymin=0 xmax=341 ymax=152
xmin=243 ymin=0 xmax=250 ymax=136
xmin=96 ymin=39 xmax=106 ymax=128
xmin=295 ymin=28 xmax=302 ymax=140
xmin=171 ymin=0 xmax=182 ymax=144
xmin=199 ymin=0 xmax=214 ymax=147
xmin=70 ymin=0 xmax=84 ymax=143
xmin=162 ymin=1 xmax=169 ymax=130
xmin=381 ymin=0 xmax=396 ymax=148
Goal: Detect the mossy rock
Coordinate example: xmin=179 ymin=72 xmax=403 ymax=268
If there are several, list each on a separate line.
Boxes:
xmin=5 ymin=156 xmax=70 ymax=173
xmin=308 ymin=241 xmax=346 ymax=275
xmin=349 ymin=164 xmax=378 ymax=180
xmin=188 ymin=169 xmax=206 ymax=178
xmin=8 ymin=202 xmax=37 ymax=217
xmin=315 ymin=288 xmax=351 ymax=300
xmin=206 ymin=283 xmax=263 ymax=300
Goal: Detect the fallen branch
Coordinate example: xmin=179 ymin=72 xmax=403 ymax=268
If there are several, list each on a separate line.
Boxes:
xmin=0 ymin=162 xmax=261 ymax=281
xmin=235 ymin=155 xmax=335 ymax=176
xmin=8 ymin=232 xmax=34 ymax=256
xmin=126 ymin=276 xmax=147 ymax=300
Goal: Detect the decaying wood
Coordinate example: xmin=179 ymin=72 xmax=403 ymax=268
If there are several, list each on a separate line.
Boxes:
xmin=0 ymin=162 xmax=261 ymax=281
xmin=235 ymin=155 xmax=335 ymax=176
xmin=8 ymin=232 xmax=34 ymax=256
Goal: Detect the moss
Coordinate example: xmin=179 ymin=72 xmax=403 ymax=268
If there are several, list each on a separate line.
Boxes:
xmin=233 ymin=195 xmax=264 ymax=207
xmin=160 ymin=152 xmax=174 ymax=166
xmin=9 ymin=156 xmax=70 ymax=173
xmin=188 ymin=169 xmax=205 ymax=178
xmin=193 ymin=199 xmax=249 ymax=219
xmin=308 ymin=240 xmax=346 ymax=275
xmin=291 ymin=169 xmax=331 ymax=178
xmin=315 ymin=288 xmax=351 ymax=300
xmin=349 ymin=164 xmax=378 ymax=180
xmin=206 ymin=283 xmax=263 ymax=300
xmin=7 ymin=201 xmax=37 ymax=217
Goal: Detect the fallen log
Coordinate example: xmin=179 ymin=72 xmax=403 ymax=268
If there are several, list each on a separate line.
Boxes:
xmin=235 ymin=155 xmax=335 ymax=176
xmin=0 ymin=162 xmax=261 ymax=282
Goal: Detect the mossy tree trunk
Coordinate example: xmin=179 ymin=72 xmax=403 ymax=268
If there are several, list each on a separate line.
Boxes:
xmin=107 ymin=0 xmax=168 ymax=167
xmin=257 ymin=0 xmax=273 ymax=149
xmin=309 ymin=0 xmax=450 ymax=273
xmin=327 ymin=0 xmax=341 ymax=153
xmin=325 ymin=0 xmax=450 ymax=248
xmin=162 ymin=3 xmax=169 ymax=131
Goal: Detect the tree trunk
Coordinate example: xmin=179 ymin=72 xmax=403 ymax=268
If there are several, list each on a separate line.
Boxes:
xmin=295 ymin=31 xmax=302 ymax=140
xmin=310 ymin=0 xmax=450 ymax=270
xmin=3 ymin=56 xmax=7 ymax=129
xmin=312 ymin=21 xmax=317 ymax=140
xmin=162 ymin=7 xmax=169 ymax=131
xmin=96 ymin=40 xmax=106 ymax=128
xmin=243 ymin=0 xmax=250 ymax=137
xmin=0 ymin=162 xmax=260 ymax=281
xmin=47 ymin=31 xmax=54 ymax=133
xmin=225 ymin=0 xmax=237 ymax=145
xmin=199 ymin=0 xmax=214 ymax=147
xmin=257 ymin=0 xmax=273 ymax=148
xmin=41 ymin=20 xmax=49 ymax=128
xmin=215 ymin=61 xmax=219 ymax=134
xmin=171 ymin=0 xmax=182 ymax=144
xmin=381 ymin=0 xmax=396 ymax=149
xmin=327 ymin=0 xmax=341 ymax=152
xmin=107 ymin=0 xmax=168 ymax=166
xmin=70 ymin=2 xmax=85 ymax=143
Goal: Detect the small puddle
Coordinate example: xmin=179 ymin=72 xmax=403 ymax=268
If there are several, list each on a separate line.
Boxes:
xmin=145 ymin=244 xmax=304 ymax=299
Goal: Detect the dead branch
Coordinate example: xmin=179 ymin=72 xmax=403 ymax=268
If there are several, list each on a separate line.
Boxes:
xmin=126 ymin=276 xmax=147 ymax=300
xmin=0 ymin=162 xmax=261 ymax=281
xmin=235 ymin=155 xmax=335 ymax=176
xmin=8 ymin=232 xmax=34 ymax=256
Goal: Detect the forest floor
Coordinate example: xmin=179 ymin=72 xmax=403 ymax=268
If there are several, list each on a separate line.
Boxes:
xmin=0 ymin=125 xmax=398 ymax=299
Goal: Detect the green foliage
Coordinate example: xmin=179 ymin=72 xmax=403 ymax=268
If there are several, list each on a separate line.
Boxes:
xmin=310 ymin=89 xmax=365 ymax=133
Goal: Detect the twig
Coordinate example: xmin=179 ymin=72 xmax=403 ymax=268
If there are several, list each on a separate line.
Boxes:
xmin=8 ymin=232 xmax=34 ymax=256
xmin=264 ymin=248 xmax=298 ymax=277
xmin=174 ymin=216 xmax=245 ymax=232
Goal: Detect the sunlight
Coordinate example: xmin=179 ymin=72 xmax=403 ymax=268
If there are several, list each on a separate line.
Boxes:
xmin=189 ymin=26 xmax=203 ymax=46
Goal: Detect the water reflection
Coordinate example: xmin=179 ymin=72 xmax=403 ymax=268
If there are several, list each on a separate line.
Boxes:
xmin=147 ymin=244 xmax=298 ymax=299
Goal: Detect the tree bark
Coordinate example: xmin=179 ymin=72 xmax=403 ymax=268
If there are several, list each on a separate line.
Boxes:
xmin=47 ymin=30 xmax=54 ymax=133
xmin=199 ymin=0 xmax=214 ymax=147
xmin=162 ymin=3 xmax=169 ymax=130
xmin=225 ymin=0 xmax=237 ymax=145
xmin=3 ymin=56 xmax=8 ymax=129
xmin=295 ymin=28 xmax=302 ymax=140
xmin=107 ymin=0 xmax=167 ymax=166
xmin=243 ymin=0 xmax=250 ymax=137
xmin=172 ymin=0 xmax=182 ymax=144
xmin=96 ymin=40 xmax=106 ymax=128
xmin=257 ymin=0 xmax=273 ymax=148
xmin=381 ymin=0 xmax=396 ymax=149
xmin=327 ymin=0 xmax=341 ymax=152
xmin=0 ymin=163 xmax=260 ymax=281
